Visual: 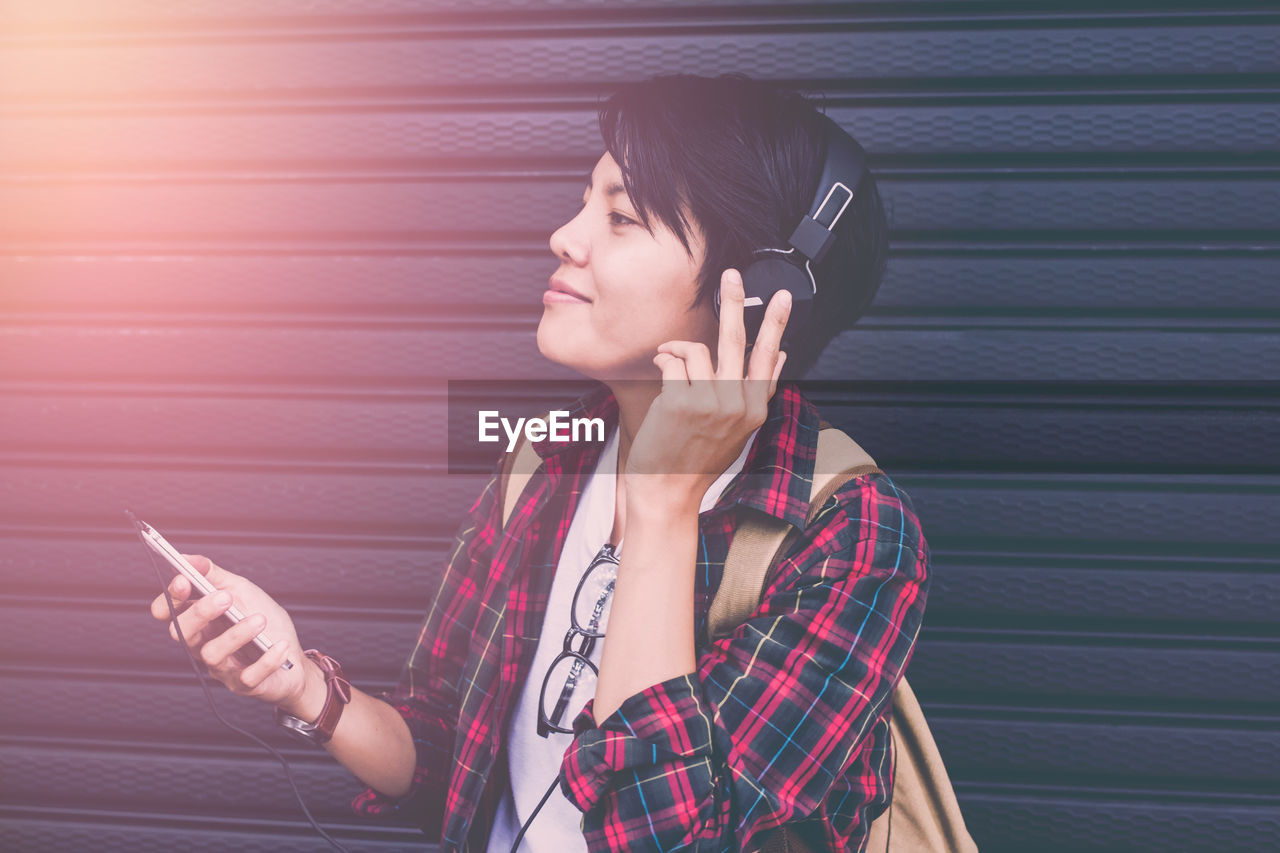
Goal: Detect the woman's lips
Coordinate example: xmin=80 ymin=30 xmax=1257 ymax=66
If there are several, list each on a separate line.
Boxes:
xmin=548 ymin=276 xmax=591 ymax=302
xmin=543 ymin=289 xmax=590 ymax=304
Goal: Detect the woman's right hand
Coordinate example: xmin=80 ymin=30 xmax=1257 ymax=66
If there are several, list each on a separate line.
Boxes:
xmin=148 ymin=553 xmax=310 ymax=710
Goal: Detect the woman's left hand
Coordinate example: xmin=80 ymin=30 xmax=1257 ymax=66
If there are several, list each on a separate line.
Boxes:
xmin=625 ymin=268 xmax=792 ymax=514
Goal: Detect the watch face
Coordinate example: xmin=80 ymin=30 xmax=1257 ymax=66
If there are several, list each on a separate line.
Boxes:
xmin=276 ymin=707 xmax=321 ymax=743
xmin=286 ymin=725 xmax=319 ymax=744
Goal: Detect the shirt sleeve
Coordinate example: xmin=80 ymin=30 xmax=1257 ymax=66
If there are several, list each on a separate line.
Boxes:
xmin=557 ymin=473 xmax=931 ymax=852
xmin=349 ymin=454 xmax=507 ymax=837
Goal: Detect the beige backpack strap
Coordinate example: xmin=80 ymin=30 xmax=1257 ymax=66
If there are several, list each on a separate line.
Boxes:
xmin=864 ymin=678 xmax=980 ymax=853
xmin=707 ymin=424 xmax=880 ymax=642
xmin=499 ymin=410 xmax=550 ymax=529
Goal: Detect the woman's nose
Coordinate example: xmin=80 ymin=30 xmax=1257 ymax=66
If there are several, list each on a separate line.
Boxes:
xmin=549 ymin=209 xmax=587 ymax=265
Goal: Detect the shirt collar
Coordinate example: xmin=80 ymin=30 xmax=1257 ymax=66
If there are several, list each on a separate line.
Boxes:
xmin=531 ymin=380 xmax=819 ymax=531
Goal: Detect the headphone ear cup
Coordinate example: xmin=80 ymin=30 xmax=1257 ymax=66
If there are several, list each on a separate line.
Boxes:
xmin=735 ymin=255 xmax=813 ymax=347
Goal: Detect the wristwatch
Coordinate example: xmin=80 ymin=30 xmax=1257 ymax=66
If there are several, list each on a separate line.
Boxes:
xmin=274 ymin=649 xmax=352 ymax=745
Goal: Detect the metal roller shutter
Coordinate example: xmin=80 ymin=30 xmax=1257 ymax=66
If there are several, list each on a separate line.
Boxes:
xmin=2 ymin=2 xmax=1278 ymax=851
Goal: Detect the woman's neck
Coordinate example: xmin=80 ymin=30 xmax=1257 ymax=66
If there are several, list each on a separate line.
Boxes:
xmin=603 ymin=379 xmax=661 ymax=546
xmin=605 ymin=379 xmax=660 ymax=483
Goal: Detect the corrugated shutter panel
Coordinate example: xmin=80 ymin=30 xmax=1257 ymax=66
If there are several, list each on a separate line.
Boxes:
xmin=3 ymin=3 xmax=1278 ymax=851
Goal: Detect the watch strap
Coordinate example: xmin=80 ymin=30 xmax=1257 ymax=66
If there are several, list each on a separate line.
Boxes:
xmin=275 ymin=648 xmax=352 ymax=745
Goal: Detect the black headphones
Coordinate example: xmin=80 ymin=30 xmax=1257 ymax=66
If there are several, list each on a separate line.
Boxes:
xmin=713 ymin=111 xmax=869 ymax=347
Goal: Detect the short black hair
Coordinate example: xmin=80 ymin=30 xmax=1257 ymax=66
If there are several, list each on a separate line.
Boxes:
xmin=598 ymin=72 xmax=889 ymax=379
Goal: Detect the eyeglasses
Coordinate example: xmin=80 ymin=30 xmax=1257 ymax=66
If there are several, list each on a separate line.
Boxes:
xmin=536 ymin=542 xmax=620 ymax=737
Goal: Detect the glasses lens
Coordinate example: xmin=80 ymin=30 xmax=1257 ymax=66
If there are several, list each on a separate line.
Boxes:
xmin=573 ymin=558 xmax=617 ymax=635
xmin=540 ymin=652 xmax=598 ymax=732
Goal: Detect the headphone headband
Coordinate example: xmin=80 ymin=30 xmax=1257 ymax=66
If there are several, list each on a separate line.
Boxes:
xmin=786 ymin=112 xmax=868 ymax=266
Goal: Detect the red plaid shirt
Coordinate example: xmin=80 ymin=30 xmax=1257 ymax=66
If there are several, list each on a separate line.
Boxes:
xmin=351 ymin=381 xmax=931 ymax=852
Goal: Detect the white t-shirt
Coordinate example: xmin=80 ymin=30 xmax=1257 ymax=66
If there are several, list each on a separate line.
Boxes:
xmin=485 ymin=423 xmax=759 ymax=853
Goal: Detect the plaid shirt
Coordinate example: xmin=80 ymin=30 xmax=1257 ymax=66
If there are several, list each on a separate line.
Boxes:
xmin=351 ymin=381 xmax=931 ymax=852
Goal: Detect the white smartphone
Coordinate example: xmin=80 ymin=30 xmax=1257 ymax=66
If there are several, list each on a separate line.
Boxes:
xmin=128 ymin=509 xmax=293 ymax=671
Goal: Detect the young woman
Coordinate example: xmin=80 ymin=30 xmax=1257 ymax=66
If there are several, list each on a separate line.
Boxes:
xmin=148 ymin=73 xmax=930 ymax=853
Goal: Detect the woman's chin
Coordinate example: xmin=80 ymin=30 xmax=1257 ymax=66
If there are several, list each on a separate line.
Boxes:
xmin=535 ymin=323 xmax=562 ymax=362
xmin=536 ymin=346 xmax=608 ymax=383
xmin=537 ymin=327 xmax=586 ymax=372
xmin=536 ymin=327 xmax=652 ymax=382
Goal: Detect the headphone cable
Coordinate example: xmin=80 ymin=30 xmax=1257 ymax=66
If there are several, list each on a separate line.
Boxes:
xmin=507 ymin=773 xmax=561 ymax=853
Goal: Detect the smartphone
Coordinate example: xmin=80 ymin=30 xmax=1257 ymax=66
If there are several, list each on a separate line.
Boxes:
xmin=127 ymin=509 xmax=293 ymax=671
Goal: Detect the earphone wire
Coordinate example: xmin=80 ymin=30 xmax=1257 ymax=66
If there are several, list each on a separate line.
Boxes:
xmin=507 ymin=773 xmax=562 ymax=853
xmin=144 ymin=542 xmax=354 ymax=853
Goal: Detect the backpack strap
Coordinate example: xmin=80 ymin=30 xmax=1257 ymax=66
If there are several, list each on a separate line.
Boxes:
xmin=707 ymin=421 xmax=881 ymax=642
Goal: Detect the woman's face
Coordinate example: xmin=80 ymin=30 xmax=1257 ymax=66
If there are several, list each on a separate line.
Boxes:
xmin=540 ymin=151 xmax=718 ymax=381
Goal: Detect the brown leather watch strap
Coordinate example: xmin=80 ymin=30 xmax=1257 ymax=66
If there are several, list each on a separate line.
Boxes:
xmin=306 ymin=648 xmax=352 ymax=742
xmin=276 ymin=648 xmax=352 ymax=745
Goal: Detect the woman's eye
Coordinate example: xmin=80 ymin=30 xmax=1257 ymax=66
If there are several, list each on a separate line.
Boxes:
xmin=608 ymin=212 xmax=635 ymax=227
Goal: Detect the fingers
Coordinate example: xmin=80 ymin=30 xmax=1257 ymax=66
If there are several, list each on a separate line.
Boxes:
xmin=746 ymin=289 xmax=791 ymax=384
xmin=744 ymin=289 xmax=791 ymax=415
xmin=151 ymin=573 xmax=193 ymax=621
xmin=715 ymin=269 xmax=747 ymax=379
xmin=655 ymin=342 xmax=718 ymax=417
xmin=769 ymin=351 xmax=788 ymax=399
xmin=150 ymin=553 xmax=227 ymax=622
xmin=168 ymin=588 xmax=233 ymax=648
xmin=653 ymin=350 xmax=691 ymax=388
xmin=236 ymin=634 xmax=293 ymax=693
xmin=180 ymin=553 xmax=234 ymax=587
xmin=200 ymin=610 xmax=267 ymax=672
xmin=656 ymin=340 xmax=714 ymax=382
